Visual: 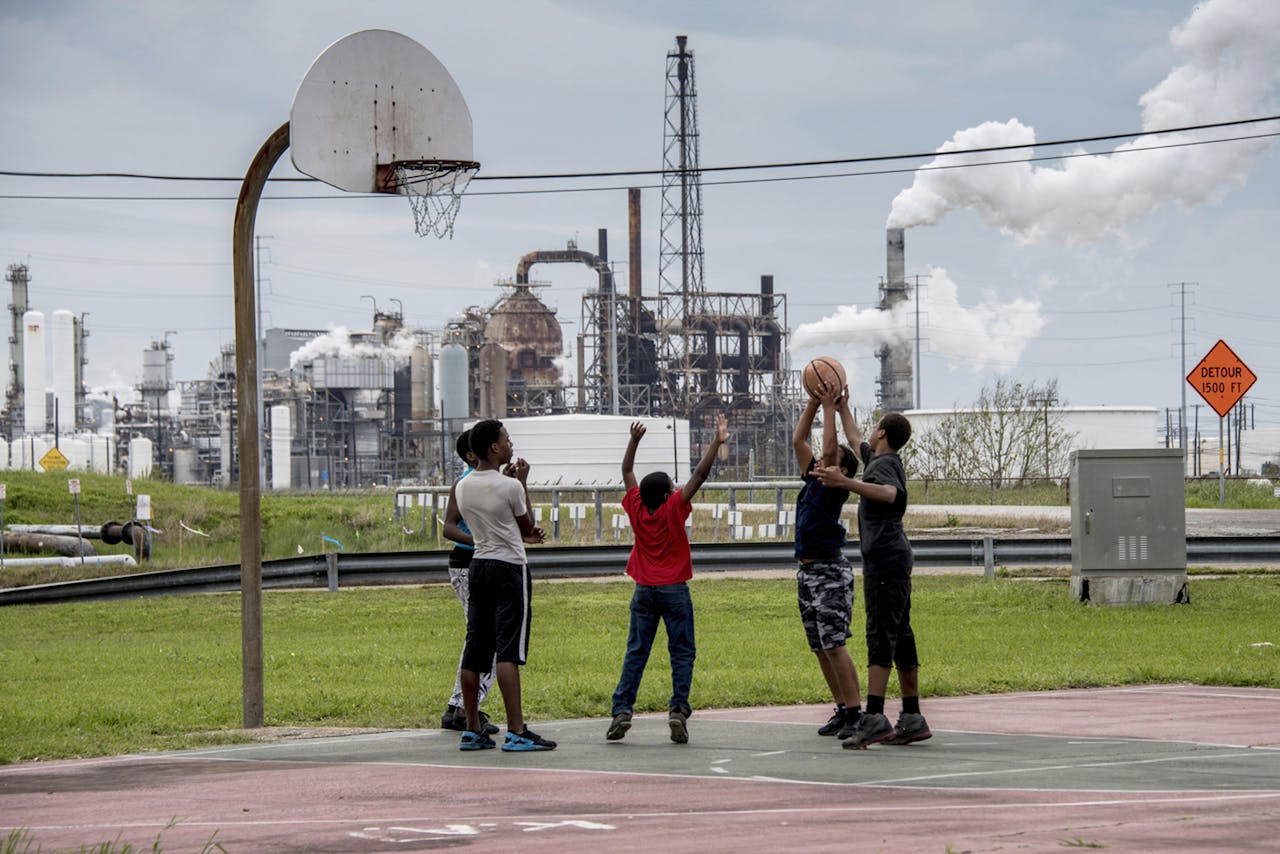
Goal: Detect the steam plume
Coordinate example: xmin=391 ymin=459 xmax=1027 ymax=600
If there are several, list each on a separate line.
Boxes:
xmin=791 ymin=267 xmax=1044 ymax=373
xmin=887 ymin=0 xmax=1280 ymax=243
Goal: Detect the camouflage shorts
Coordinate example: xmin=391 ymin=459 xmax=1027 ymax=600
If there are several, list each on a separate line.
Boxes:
xmin=796 ymin=558 xmax=855 ymax=651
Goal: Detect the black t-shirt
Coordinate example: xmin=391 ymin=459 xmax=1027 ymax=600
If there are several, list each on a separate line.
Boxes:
xmin=794 ymin=457 xmax=851 ymax=560
xmin=856 ymin=442 xmax=912 ymax=573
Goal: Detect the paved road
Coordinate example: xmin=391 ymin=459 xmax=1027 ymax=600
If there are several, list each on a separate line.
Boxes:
xmin=911 ymin=505 xmax=1280 ymax=536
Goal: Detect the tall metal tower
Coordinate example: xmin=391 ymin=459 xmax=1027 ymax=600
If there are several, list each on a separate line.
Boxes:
xmin=659 ymin=35 xmax=705 ymax=301
xmin=5 ymin=263 xmax=31 ymax=434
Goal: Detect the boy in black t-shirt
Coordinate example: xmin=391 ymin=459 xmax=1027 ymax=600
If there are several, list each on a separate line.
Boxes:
xmin=792 ymin=383 xmax=863 ymax=739
xmin=816 ymin=410 xmax=931 ymax=749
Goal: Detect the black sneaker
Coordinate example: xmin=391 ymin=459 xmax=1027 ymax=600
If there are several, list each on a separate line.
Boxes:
xmin=606 ymin=712 xmax=632 ymax=741
xmin=502 ymin=728 xmax=557 ymax=752
xmin=886 ymin=711 xmax=932 ymax=745
xmin=842 ymin=712 xmax=894 ymax=749
xmin=835 ymin=710 xmax=862 ymax=740
xmin=441 ymin=707 xmax=499 ymax=735
xmin=817 ymin=706 xmax=847 ymax=736
xmin=668 ymin=710 xmax=689 ymax=744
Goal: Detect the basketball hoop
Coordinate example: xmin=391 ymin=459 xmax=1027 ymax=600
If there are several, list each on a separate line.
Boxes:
xmin=378 ymin=159 xmax=480 ymax=239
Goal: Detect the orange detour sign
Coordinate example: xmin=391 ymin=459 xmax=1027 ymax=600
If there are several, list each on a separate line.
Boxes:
xmin=1187 ymin=339 xmax=1256 ymax=418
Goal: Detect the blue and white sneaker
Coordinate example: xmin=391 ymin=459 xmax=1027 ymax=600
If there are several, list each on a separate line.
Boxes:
xmin=459 ymin=730 xmax=496 ymax=751
xmin=501 ymin=728 xmax=557 ymax=752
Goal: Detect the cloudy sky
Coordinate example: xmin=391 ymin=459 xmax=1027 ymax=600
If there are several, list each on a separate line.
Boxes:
xmin=2 ymin=0 xmax=1277 ymax=433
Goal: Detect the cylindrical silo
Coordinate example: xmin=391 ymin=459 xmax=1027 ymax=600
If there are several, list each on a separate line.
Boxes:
xmin=128 ymin=436 xmax=154 ymax=479
xmin=22 ymin=310 xmax=45 ymax=434
xmin=439 ymin=342 xmax=469 ymax=421
xmin=61 ymin=436 xmax=87 ymax=470
xmin=410 ymin=345 xmax=435 ymax=421
xmin=140 ymin=342 xmax=171 ymax=408
xmin=270 ymin=404 xmax=292 ymax=490
xmin=51 ymin=309 xmax=76 ymax=433
xmin=173 ymin=447 xmax=200 ymax=484
xmin=219 ymin=415 xmax=232 ymax=487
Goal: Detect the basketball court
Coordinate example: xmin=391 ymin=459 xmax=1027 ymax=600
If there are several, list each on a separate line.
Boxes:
xmin=3 ymin=685 xmax=1278 ymax=852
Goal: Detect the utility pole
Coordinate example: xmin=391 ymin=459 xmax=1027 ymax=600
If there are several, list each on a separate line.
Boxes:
xmin=913 ymin=274 xmax=922 ymax=409
xmin=1028 ymin=392 xmax=1057 ymax=478
xmin=1169 ymin=283 xmax=1195 ymax=476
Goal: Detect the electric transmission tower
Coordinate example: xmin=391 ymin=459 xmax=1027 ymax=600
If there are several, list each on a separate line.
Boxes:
xmin=659 ymin=34 xmax=705 ymax=302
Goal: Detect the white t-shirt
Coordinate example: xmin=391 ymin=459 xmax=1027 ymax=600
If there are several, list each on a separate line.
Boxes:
xmin=454 ymin=468 xmax=529 ymax=565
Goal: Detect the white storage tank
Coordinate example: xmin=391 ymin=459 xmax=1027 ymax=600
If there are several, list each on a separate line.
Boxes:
xmin=128 ymin=437 xmax=154 ymax=479
xmin=51 ymin=309 xmax=76 ymax=432
xmin=270 ymin=404 xmax=292 ymax=490
xmin=439 ymin=343 xmax=469 ymax=421
xmin=87 ymin=434 xmax=112 ymax=473
xmin=495 ymin=415 xmax=691 ymax=485
xmin=60 ymin=436 xmax=88 ymax=470
xmin=0 ymin=436 xmax=9 ymax=470
xmin=22 ymin=310 xmax=45 ymax=434
xmin=173 ymin=448 xmax=201 ymax=484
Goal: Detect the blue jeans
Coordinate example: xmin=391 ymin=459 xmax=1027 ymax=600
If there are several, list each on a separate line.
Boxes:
xmin=610 ymin=582 xmax=696 ymax=718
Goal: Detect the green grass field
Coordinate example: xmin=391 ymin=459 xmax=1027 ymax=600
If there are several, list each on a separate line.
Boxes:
xmin=1 ymin=469 xmax=1276 ymax=588
xmin=2 ymin=574 xmax=1277 ymax=765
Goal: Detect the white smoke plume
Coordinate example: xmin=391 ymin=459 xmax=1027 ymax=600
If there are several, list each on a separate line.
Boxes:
xmin=288 ymin=326 xmax=419 ymax=368
xmin=792 ymin=267 xmax=1044 ymax=373
xmin=887 ymin=0 xmax=1280 ymax=243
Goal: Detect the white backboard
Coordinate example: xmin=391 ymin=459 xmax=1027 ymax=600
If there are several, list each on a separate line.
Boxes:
xmin=290 ymin=30 xmax=474 ymax=194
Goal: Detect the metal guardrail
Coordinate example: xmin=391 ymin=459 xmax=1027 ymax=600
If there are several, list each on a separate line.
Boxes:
xmin=3 ymin=536 xmax=1278 ymax=607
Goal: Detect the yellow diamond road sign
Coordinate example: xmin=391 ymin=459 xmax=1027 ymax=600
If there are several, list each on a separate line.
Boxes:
xmin=39 ymin=447 xmax=70 ymax=471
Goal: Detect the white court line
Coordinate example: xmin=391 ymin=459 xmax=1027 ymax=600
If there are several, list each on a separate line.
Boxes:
xmin=10 ymin=791 xmax=1280 ymax=834
xmin=1120 ymin=687 xmax=1280 ymax=702
xmin=860 ymin=749 xmax=1265 ymax=786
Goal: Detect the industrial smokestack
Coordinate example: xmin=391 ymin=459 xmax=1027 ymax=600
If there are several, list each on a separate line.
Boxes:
xmin=760 ymin=274 xmax=774 ymax=317
xmin=878 ymin=228 xmax=913 ymax=413
xmin=628 ymin=188 xmax=642 ymax=301
xmin=887 ymin=228 xmax=905 ymax=285
xmin=597 ymin=227 xmax=609 ymax=288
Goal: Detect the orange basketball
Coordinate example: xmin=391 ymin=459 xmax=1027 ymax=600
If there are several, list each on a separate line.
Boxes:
xmin=802 ymin=357 xmax=847 ymax=398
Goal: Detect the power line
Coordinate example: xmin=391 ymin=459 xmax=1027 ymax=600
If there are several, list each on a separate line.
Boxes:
xmin=2 ymin=114 xmax=1276 ymax=185
xmin=5 ymin=128 xmax=1277 ymax=202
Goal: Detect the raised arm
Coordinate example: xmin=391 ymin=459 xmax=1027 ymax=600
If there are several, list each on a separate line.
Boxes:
xmin=621 ymin=421 xmax=645 ymax=491
xmin=793 ymin=396 xmax=821 ymax=471
xmin=441 ymin=479 xmax=473 ymax=547
xmin=836 ymin=386 xmax=863 ymax=450
xmin=681 ymin=413 xmax=730 ymax=503
xmin=819 ymin=382 xmax=840 ymax=467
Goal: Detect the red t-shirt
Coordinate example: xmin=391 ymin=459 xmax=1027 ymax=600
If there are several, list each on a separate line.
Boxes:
xmin=622 ymin=486 xmax=694 ymax=585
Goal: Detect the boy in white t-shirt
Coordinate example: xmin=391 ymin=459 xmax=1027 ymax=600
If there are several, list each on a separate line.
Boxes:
xmin=454 ymin=419 xmax=555 ymax=752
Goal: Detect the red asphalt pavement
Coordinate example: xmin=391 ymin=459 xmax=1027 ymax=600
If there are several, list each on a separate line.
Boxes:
xmin=2 ymin=685 xmax=1278 ymax=852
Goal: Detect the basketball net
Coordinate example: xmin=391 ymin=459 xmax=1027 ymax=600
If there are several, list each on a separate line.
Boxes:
xmin=388 ymin=160 xmax=479 ymax=239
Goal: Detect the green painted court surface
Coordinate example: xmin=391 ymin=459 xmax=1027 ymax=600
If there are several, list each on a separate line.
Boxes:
xmin=171 ymin=716 xmax=1280 ymax=793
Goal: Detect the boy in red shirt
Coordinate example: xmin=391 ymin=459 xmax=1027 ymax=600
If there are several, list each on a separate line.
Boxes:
xmin=606 ymin=414 xmax=729 ymax=744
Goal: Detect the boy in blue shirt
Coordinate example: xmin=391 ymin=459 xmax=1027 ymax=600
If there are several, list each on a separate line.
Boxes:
xmin=792 ymin=382 xmax=863 ymax=740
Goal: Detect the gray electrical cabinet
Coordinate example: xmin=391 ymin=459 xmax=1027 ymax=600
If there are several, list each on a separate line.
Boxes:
xmin=1069 ymin=448 xmax=1188 ymax=605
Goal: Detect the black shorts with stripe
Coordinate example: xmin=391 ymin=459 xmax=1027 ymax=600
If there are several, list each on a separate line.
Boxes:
xmin=462 ymin=558 xmax=531 ymax=669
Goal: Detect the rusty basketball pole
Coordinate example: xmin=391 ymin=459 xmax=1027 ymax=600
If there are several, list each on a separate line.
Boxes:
xmin=231 ymin=31 xmax=476 ymax=728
